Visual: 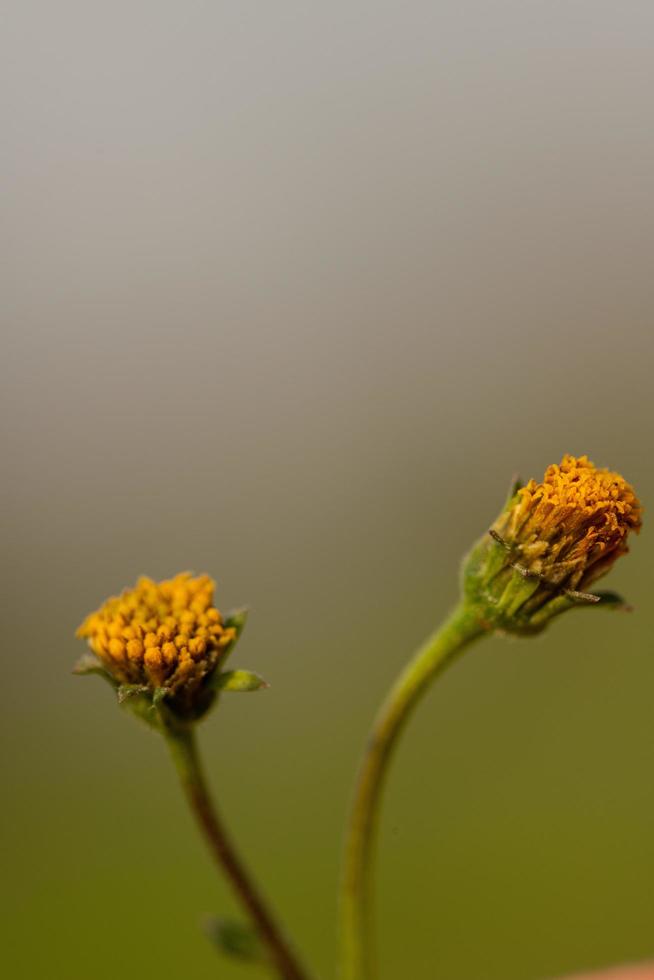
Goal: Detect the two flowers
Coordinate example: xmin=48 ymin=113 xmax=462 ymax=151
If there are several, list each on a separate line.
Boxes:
xmin=75 ymin=454 xmax=643 ymax=980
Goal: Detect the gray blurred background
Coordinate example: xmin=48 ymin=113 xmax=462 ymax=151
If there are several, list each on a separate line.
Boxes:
xmin=2 ymin=3 xmax=654 ymax=978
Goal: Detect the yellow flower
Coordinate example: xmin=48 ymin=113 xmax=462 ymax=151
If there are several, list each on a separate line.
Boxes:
xmin=77 ymin=572 xmax=237 ymax=716
xmin=464 ymin=455 xmax=642 ymax=634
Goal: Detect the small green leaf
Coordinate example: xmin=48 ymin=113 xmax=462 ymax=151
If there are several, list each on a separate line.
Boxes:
xmin=214 ymin=669 xmax=269 ymax=692
xmin=203 ymin=916 xmax=263 ymax=962
xmin=72 ymin=654 xmax=117 ymax=688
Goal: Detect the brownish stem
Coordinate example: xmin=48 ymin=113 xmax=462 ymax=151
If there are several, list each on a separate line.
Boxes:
xmin=166 ymin=725 xmax=310 ymax=980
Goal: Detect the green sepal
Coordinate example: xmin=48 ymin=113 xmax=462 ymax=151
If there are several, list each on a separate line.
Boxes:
xmin=117 ymin=683 xmax=149 ymax=704
xmin=503 ymin=474 xmax=524 ymax=508
xmin=72 ymin=654 xmax=117 ymax=688
xmin=152 ymin=686 xmax=171 ymax=707
xmin=116 ymin=685 xmax=163 ymax=730
xmin=526 ymin=594 xmax=576 ymax=631
xmin=220 ymin=607 xmax=249 ymax=666
xmin=213 ymin=669 xmax=269 ymax=692
xmin=588 ymin=590 xmax=632 ymax=612
xmin=203 ymin=916 xmax=264 ymax=963
xmin=526 ymin=589 xmax=632 ymax=632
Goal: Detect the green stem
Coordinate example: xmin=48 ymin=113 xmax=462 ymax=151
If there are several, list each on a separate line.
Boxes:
xmin=165 ymin=725 xmax=310 ymax=980
xmin=339 ymin=603 xmax=485 ymax=980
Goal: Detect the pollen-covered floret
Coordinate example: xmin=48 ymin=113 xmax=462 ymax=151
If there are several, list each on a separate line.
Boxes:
xmin=77 ymin=573 xmax=236 ymax=696
xmin=495 ymin=455 xmax=642 ymax=591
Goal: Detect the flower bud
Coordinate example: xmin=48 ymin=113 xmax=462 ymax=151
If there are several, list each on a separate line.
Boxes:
xmin=463 ymin=455 xmax=642 ymax=634
xmin=75 ymin=572 xmax=252 ymax=722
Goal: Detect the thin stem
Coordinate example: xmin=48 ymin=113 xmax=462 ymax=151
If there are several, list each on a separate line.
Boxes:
xmin=339 ymin=603 xmax=485 ymax=980
xmin=165 ymin=725 xmax=310 ymax=980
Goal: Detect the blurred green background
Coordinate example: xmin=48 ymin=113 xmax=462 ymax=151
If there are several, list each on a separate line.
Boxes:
xmin=3 ymin=3 xmax=654 ymax=978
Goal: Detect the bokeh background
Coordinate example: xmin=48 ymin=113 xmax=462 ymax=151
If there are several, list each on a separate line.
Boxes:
xmin=3 ymin=3 xmax=654 ymax=979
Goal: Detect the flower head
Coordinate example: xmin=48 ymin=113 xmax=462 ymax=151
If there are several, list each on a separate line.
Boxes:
xmin=463 ymin=455 xmax=642 ymax=634
xmin=76 ymin=572 xmax=252 ymax=722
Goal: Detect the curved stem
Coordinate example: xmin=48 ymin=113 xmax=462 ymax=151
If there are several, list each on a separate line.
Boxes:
xmin=165 ymin=725 xmax=311 ymax=980
xmin=339 ymin=603 xmax=485 ymax=980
